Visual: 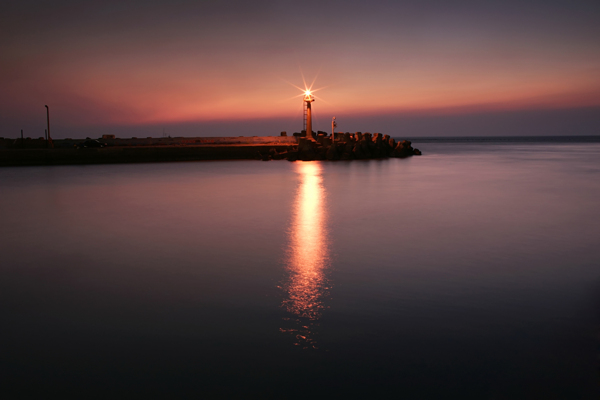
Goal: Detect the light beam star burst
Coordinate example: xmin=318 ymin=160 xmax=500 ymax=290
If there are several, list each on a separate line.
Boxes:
xmin=281 ymin=68 xmax=329 ymax=103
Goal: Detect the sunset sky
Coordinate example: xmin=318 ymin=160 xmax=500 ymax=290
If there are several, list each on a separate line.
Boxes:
xmin=1 ymin=0 xmax=599 ymax=138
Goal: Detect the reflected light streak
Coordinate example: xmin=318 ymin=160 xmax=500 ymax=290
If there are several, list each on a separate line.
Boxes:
xmin=280 ymin=162 xmax=331 ymax=348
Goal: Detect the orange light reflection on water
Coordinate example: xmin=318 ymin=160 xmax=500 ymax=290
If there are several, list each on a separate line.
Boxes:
xmin=280 ymin=162 xmax=331 ymax=348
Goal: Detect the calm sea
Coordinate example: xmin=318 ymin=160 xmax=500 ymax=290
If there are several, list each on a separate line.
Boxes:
xmin=1 ymin=139 xmax=600 ymax=398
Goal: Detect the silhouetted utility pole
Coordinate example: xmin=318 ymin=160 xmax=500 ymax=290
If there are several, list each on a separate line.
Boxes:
xmin=331 ymin=116 xmax=337 ymax=143
xmin=21 ymin=129 xmax=24 ymax=148
xmin=45 ymin=105 xmax=53 ymax=148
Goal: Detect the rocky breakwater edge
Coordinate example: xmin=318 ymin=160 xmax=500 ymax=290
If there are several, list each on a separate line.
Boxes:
xmin=255 ymin=132 xmax=422 ymax=161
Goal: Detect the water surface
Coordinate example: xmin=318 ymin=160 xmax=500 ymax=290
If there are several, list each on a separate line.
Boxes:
xmin=1 ymin=142 xmax=599 ymax=398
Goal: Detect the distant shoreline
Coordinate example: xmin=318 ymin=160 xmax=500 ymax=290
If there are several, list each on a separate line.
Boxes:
xmin=406 ymin=135 xmax=600 ymax=143
xmin=2 ymin=135 xmax=597 ymax=144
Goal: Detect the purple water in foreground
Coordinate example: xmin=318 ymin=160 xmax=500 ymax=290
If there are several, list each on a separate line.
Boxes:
xmin=1 ymin=142 xmax=599 ymax=398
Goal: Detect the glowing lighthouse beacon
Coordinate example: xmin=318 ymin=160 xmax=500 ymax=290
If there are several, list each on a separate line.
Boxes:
xmin=303 ymin=90 xmax=315 ymax=140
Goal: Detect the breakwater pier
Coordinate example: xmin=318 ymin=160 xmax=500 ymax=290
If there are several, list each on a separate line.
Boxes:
xmin=0 ymin=132 xmax=420 ymax=166
xmin=267 ymin=132 xmax=421 ymax=161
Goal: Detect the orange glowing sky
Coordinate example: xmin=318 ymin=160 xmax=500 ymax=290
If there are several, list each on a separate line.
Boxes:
xmin=1 ymin=0 xmax=599 ymax=137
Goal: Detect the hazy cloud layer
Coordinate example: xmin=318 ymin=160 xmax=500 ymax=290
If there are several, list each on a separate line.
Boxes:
xmin=2 ymin=0 xmax=599 ymax=137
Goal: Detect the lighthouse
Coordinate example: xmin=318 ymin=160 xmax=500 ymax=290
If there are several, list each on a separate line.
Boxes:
xmin=303 ymin=90 xmax=315 ymax=140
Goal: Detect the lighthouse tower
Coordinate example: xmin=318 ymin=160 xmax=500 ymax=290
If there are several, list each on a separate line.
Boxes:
xmin=303 ymin=90 xmax=315 ymax=140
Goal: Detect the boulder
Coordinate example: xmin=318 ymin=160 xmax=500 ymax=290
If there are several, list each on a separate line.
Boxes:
xmin=361 ymin=141 xmax=373 ymax=159
xmin=388 ymin=137 xmax=396 ymax=150
xmin=326 ymin=144 xmax=339 ymax=160
xmin=269 ymin=148 xmax=283 ymax=160
xmin=352 ymin=143 xmax=364 ymax=159
xmin=299 ymin=145 xmax=317 ymax=161
xmin=392 ymin=140 xmax=414 ymax=158
xmin=341 ymin=143 xmax=354 ymax=160
xmin=373 ymin=133 xmax=382 ymax=145
xmin=380 ymin=134 xmax=391 ymax=155
xmin=316 ymin=146 xmax=327 ymax=160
